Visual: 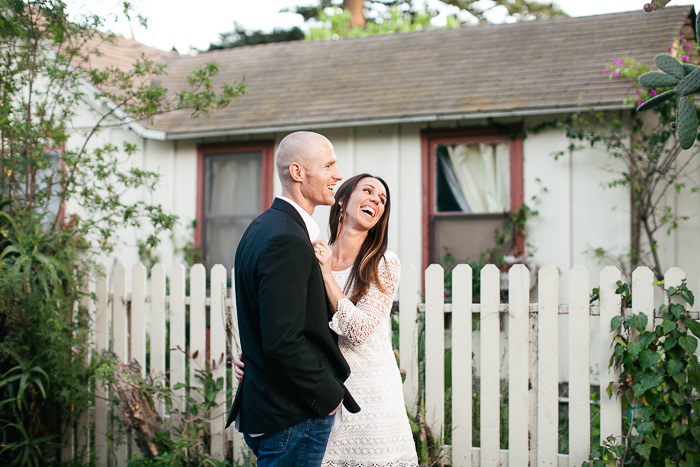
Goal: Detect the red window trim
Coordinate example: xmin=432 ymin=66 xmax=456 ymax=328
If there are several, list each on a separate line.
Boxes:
xmin=421 ymin=126 xmax=524 ymax=271
xmin=195 ymin=141 xmax=275 ymax=251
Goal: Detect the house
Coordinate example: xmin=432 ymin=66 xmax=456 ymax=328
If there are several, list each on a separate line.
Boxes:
xmin=71 ymin=5 xmax=700 ymax=300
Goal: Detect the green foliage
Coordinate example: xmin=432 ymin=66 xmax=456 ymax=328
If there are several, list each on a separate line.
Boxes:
xmin=208 ymin=24 xmax=305 ymax=50
xmin=585 ymin=281 xmax=700 ymax=466
xmin=126 ymin=354 xmax=235 ymax=467
xmin=0 ymin=1 xmax=240 ymax=464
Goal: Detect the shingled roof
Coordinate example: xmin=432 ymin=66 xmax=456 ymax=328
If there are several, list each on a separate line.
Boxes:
xmin=101 ymin=5 xmax=696 ymax=139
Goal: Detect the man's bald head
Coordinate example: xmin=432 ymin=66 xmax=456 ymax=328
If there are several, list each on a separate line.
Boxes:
xmin=276 ymin=131 xmax=333 ymax=189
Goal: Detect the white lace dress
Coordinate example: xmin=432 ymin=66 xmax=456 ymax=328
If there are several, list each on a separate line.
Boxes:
xmin=322 ymin=251 xmax=418 ymax=467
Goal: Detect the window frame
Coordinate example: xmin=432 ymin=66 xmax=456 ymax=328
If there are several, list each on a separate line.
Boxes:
xmin=421 ymin=126 xmax=524 ymax=270
xmin=195 ymin=141 xmax=274 ymax=262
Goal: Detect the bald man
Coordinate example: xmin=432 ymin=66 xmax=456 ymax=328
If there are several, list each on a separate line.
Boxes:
xmin=226 ymin=131 xmax=360 ymax=466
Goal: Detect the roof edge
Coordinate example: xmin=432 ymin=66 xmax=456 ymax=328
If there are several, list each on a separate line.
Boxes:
xmin=160 ymin=103 xmax=633 ymax=140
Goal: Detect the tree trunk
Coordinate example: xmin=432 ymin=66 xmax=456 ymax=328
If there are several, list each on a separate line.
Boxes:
xmin=111 ymin=357 xmax=162 ymax=458
xmin=344 ymin=0 xmax=366 ymax=28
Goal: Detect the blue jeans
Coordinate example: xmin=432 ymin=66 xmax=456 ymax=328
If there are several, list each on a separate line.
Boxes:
xmin=243 ymin=415 xmax=335 ymax=467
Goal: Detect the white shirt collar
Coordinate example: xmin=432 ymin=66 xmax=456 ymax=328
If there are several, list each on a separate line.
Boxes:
xmin=277 ymin=196 xmax=320 ymax=242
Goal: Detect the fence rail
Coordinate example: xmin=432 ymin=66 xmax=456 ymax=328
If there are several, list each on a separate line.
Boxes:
xmin=62 ymin=262 xmax=700 ymax=466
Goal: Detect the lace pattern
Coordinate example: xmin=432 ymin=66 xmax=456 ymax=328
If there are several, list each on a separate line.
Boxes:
xmin=322 ymin=251 xmax=418 ymax=467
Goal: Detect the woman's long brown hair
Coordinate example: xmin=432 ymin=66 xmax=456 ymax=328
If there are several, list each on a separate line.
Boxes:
xmin=328 ymin=173 xmax=391 ymax=304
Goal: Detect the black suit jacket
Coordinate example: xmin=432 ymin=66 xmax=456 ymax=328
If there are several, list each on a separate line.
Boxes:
xmin=226 ymin=198 xmax=359 ymax=433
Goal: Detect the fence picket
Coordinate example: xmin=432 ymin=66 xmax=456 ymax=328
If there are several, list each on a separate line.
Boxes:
xmin=229 ymin=267 xmax=247 ymax=463
xmin=480 ymin=264 xmax=501 ymax=466
xmin=130 ymin=263 xmax=147 ymax=456
xmin=112 ymin=262 xmax=129 ymax=463
xmin=425 ymin=264 xmax=445 ymax=438
xmin=190 ymin=264 xmax=207 ymax=405
xmin=452 ymin=264 xmax=473 ymax=467
xmin=151 ymin=264 xmax=167 ymax=417
xmin=77 ymin=273 xmax=92 ymax=463
xmin=537 ymin=265 xmax=559 ymax=466
xmin=568 ymin=266 xmax=590 ymax=466
xmin=94 ymin=264 xmax=109 ymax=464
xmin=508 ymin=265 xmax=530 ymax=466
xmin=399 ymin=263 xmax=419 ymax=413
xmin=599 ymin=266 xmax=622 ymax=443
xmin=210 ymin=264 xmax=227 ymax=459
xmin=170 ymin=264 xmax=187 ymax=415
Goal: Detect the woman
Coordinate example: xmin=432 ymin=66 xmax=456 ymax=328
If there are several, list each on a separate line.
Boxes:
xmin=235 ymin=174 xmax=418 ymax=467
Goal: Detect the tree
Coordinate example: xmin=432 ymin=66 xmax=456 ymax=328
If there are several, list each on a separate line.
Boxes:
xmin=436 ymin=0 xmax=564 ymax=23
xmin=207 ymin=23 xmax=305 ymax=50
xmin=554 ymin=38 xmax=700 ymax=280
xmin=0 ymin=1 xmax=241 ymax=464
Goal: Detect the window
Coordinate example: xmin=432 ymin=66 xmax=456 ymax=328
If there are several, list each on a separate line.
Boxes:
xmin=196 ymin=142 xmax=273 ymax=269
xmin=422 ymin=127 xmax=523 ymax=269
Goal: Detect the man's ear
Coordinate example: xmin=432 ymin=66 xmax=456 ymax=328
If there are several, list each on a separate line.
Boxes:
xmin=289 ymin=162 xmax=303 ymax=183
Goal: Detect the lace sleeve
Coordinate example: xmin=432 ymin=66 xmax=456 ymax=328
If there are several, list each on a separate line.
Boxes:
xmin=329 ymin=253 xmax=400 ymax=346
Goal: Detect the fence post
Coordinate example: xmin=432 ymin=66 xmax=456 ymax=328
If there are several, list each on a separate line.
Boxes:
xmin=568 ymin=266 xmax=590 ymax=466
xmin=170 ymin=264 xmax=187 ymax=416
xmin=537 ymin=265 xmax=558 ymax=466
xmin=452 ymin=264 xmax=472 ymax=467
xmin=94 ymin=264 xmax=109 ymax=464
xmin=480 ymin=264 xmax=501 ymax=466
xmin=424 ymin=264 xmax=445 ymax=443
xmin=112 ymin=261 xmax=129 ymax=463
xmin=151 ymin=263 xmax=167 ymax=418
xmin=399 ymin=263 xmax=419 ymax=414
xmin=210 ymin=264 xmax=227 ymax=459
xmin=190 ymin=264 xmax=207 ymax=406
xmin=509 ymin=264 xmax=531 ymax=467
xmin=599 ymin=266 xmax=622 ymax=443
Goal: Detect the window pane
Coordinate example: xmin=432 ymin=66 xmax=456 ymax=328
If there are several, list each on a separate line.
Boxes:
xmin=436 ymin=142 xmax=510 ymax=213
xmin=206 ymin=152 xmax=261 ymax=216
xmin=203 ymin=151 xmax=263 ymax=267
xmin=205 ymin=217 xmax=254 ymax=268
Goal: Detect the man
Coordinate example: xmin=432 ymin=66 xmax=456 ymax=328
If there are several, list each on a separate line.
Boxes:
xmin=226 ymin=131 xmax=359 ymax=466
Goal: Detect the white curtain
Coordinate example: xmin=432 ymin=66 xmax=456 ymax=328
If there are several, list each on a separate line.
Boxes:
xmin=445 ymin=142 xmax=510 ymax=213
xmin=207 ymin=152 xmax=261 ymax=216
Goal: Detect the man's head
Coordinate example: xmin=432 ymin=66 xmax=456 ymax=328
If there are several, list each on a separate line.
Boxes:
xmin=276 ymin=131 xmax=342 ymax=214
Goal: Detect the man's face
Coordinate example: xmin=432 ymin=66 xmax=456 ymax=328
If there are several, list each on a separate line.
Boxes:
xmin=300 ymin=141 xmax=342 ymax=207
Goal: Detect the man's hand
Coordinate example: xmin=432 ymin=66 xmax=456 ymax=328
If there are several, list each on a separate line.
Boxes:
xmin=329 ymin=400 xmax=343 ymax=416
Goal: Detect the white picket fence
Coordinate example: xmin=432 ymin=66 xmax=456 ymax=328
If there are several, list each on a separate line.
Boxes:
xmin=63 ymin=261 xmax=700 ymax=466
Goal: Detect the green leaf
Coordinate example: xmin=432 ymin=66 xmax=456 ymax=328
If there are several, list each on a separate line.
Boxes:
xmin=640 ymin=372 xmax=662 ymax=391
xmin=662 ymin=319 xmax=678 ymax=335
xmin=689 ymin=370 xmax=700 ymax=392
xmin=606 ymin=381 xmax=614 ymax=399
xmin=672 ymin=420 xmax=689 ymax=437
xmin=635 ymin=443 xmax=652 ymax=460
xmin=639 ymin=332 xmax=656 ymax=348
xmin=680 ymin=286 xmax=694 ymax=306
xmin=679 ymin=336 xmax=698 ymax=355
xmin=670 ymin=390 xmax=686 ymax=405
xmin=628 ymin=341 xmax=642 ymax=358
xmin=670 ymin=303 xmax=685 ymax=320
xmin=685 ymin=315 xmax=700 ymax=339
xmin=639 ymin=349 xmax=660 ymax=370
xmin=614 ymin=335 xmax=627 ymax=347
xmin=611 ymin=315 xmax=623 ymax=330
xmin=667 ymin=359 xmax=684 ymax=376
xmin=665 ymin=336 xmax=679 ymax=351
xmin=636 ymin=420 xmax=654 ymax=435
xmin=628 ymin=314 xmax=649 ymax=332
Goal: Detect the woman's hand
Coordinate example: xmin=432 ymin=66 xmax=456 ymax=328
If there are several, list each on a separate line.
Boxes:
xmin=233 ymin=352 xmax=245 ymax=383
xmin=312 ymin=241 xmax=333 ymax=275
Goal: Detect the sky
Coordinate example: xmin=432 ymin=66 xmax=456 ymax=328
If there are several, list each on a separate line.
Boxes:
xmin=63 ymin=0 xmax=700 ymax=54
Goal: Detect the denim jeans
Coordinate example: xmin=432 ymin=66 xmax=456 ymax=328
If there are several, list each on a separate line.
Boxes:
xmin=243 ymin=415 xmax=335 ymax=467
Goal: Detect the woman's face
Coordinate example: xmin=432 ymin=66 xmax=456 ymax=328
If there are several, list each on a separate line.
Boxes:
xmin=342 ymin=177 xmax=387 ymax=231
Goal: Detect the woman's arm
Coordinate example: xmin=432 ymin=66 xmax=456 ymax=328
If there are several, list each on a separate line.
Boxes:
xmin=313 ymin=241 xmax=347 ymax=309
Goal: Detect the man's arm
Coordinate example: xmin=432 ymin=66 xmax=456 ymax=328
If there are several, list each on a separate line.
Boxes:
xmin=257 ymin=233 xmax=344 ymax=416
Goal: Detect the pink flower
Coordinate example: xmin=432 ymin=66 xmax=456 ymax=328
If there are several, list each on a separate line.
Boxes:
xmin=604 ymin=68 xmax=610 ymax=73
xmin=636 ymin=89 xmax=642 ymax=96
xmin=613 ymin=70 xmax=621 ymax=78
xmin=685 ymin=44 xmax=692 ymax=49
xmin=681 ymin=35 xmax=685 ymax=40
xmin=650 ymin=90 xmax=657 ymax=96
xmin=667 ymin=46 xmax=672 ymax=51
xmin=637 ymin=99 xmax=645 ymax=106
xmin=614 ymin=58 xmax=623 ymax=65
xmin=683 ymin=55 xmax=690 ymax=62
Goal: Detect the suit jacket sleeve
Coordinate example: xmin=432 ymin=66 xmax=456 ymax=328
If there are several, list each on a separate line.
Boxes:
xmin=257 ymin=233 xmax=345 ymax=416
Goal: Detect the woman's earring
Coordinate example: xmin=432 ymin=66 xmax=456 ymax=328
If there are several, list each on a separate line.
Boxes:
xmin=339 ymin=207 xmax=344 ymax=223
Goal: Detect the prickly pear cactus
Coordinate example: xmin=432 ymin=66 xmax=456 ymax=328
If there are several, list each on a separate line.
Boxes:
xmin=636 ymin=10 xmax=700 ymax=149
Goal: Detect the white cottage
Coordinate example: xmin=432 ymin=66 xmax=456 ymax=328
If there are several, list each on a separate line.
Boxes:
xmin=71 ymin=5 xmax=700 ymax=300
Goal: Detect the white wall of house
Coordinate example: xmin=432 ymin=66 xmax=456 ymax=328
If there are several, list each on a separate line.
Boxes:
xmin=67 ymin=107 xmax=700 ymax=305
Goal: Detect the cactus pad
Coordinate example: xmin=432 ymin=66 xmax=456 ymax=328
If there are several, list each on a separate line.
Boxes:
xmin=683 ymin=64 xmax=700 ymax=76
xmin=676 ymin=96 xmax=698 ymax=149
xmin=675 ymin=68 xmax=700 ymax=96
xmin=655 ymin=54 xmax=685 ymax=79
xmin=638 ymin=71 xmax=679 ymax=88
xmin=637 ymin=89 xmax=675 ymax=112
